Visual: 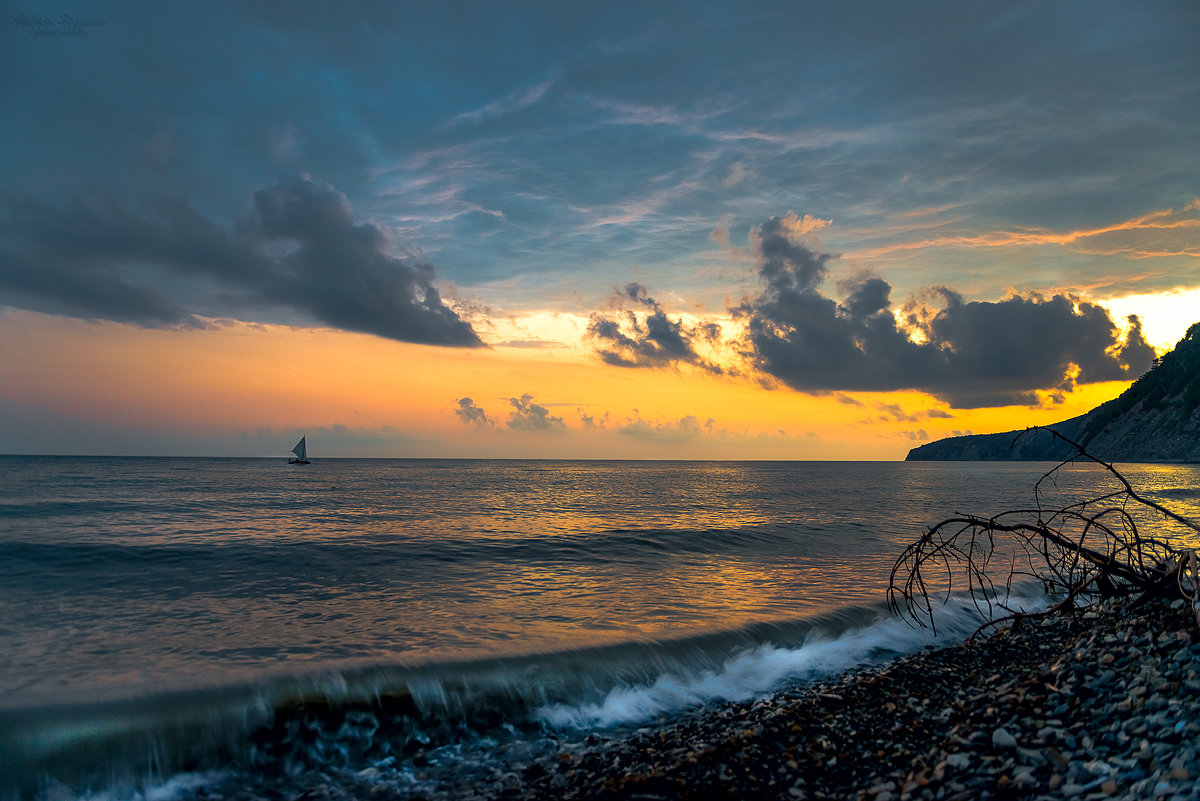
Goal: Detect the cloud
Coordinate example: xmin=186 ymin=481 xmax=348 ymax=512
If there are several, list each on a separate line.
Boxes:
xmin=587 ymin=283 xmax=724 ymax=373
xmin=7 ymin=3 xmax=1198 ymax=321
xmin=876 ymin=402 xmax=919 ymax=422
xmin=507 ymin=393 xmax=566 ymax=432
xmin=617 ymin=414 xmax=714 ymax=442
xmin=449 ymin=78 xmax=555 ymax=126
xmin=0 ymin=175 xmax=482 ymax=346
xmin=873 ymin=402 xmax=954 ymax=421
xmin=578 ymin=409 xmax=611 ymax=430
xmin=0 ymin=192 xmax=225 ymax=326
xmin=772 ymin=211 xmax=833 ymax=240
xmin=852 ymin=201 xmax=1200 ymax=262
xmin=755 ymin=214 xmax=838 ymax=294
xmin=710 ymin=213 xmax=735 ymax=247
xmin=722 ymin=162 xmax=748 ymax=189
xmin=735 ymin=216 xmax=1156 ymax=408
xmin=454 ymin=397 xmax=494 ymax=426
xmin=244 ymin=175 xmax=482 ymax=345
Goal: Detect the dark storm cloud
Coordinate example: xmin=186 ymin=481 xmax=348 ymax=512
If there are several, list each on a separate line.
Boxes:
xmin=5 ymin=2 xmax=1197 ymax=309
xmin=244 ymin=176 xmax=482 ymax=345
xmin=735 ymin=219 xmax=1156 ymax=408
xmin=0 ymin=192 xmax=241 ymax=326
xmin=507 ymin=394 xmax=566 ymax=431
xmin=757 ymin=215 xmax=836 ymax=294
xmin=587 ymin=283 xmax=723 ymax=373
xmin=0 ymin=176 xmax=482 ymax=346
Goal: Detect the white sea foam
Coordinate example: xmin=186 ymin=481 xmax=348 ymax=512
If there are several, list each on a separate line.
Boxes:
xmin=68 ymin=771 xmax=228 ymax=801
xmin=535 ymin=593 xmax=1046 ymax=729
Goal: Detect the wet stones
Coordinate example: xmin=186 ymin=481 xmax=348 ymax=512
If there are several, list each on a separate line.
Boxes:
xmin=991 ymin=728 xmax=1018 ymax=750
xmin=173 ymin=597 xmax=1200 ymax=801
xmin=513 ymin=597 xmax=1200 ymax=801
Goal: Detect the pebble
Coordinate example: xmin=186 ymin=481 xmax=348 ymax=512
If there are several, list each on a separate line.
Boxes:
xmin=181 ymin=596 xmax=1200 ymax=801
xmin=992 ymin=727 xmax=1018 ymax=749
xmin=517 ymin=596 xmax=1199 ymax=801
xmin=943 ymin=753 xmax=970 ymax=770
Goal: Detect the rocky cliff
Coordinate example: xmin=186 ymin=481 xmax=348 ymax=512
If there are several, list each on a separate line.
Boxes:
xmin=906 ymin=321 xmax=1200 ymax=462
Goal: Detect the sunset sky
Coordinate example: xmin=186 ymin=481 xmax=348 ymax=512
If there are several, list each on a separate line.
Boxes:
xmin=2 ymin=1 xmax=1198 ymax=459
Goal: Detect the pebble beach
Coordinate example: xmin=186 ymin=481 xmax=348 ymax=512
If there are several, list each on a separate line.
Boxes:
xmin=200 ymin=595 xmax=1200 ymax=801
xmin=510 ymin=597 xmax=1200 ymax=801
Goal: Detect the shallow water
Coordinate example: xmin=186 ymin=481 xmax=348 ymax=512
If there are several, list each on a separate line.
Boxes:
xmin=2 ymin=456 xmax=1197 ymax=797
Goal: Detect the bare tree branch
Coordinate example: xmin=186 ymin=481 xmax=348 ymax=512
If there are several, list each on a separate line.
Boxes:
xmin=888 ymin=427 xmax=1200 ymax=636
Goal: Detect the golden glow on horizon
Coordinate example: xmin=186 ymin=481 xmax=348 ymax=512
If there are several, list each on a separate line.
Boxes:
xmin=0 ymin=308 xmax=1143 ymax=460
xmin=1100 ymin=289 xmax=1200 ymax=351
xmin=481 ymin=311 xmax=591 ymax=352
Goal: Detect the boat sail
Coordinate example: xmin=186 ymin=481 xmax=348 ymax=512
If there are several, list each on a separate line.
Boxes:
xmin=288 ymin=436 xmax=310 ymax=464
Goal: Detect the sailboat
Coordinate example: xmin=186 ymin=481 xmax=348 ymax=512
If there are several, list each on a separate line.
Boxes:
xmin=288 ymin=436 xmax=310 ymax=465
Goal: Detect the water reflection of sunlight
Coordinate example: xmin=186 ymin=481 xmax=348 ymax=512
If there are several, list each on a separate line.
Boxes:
xmin=450 ymin=545 xmax=903 ymax=654
xmin=360 ymin=460 xmax=1200 ymax=657
xmin=1118 ymin=464 xmax=1200 ymax=550
xmin=10 ymin=458 xmax=1200 ymax=698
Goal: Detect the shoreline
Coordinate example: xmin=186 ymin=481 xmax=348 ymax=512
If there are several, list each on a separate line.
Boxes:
xmin=510 ymin=598 xmax=1198 ymax=800
xmin=94 ymin=596 xmax=1200 ymax=801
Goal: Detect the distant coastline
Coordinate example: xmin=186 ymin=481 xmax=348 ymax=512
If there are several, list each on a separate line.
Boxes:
xmin=908 ymin=322 xmax=1200 ymax=462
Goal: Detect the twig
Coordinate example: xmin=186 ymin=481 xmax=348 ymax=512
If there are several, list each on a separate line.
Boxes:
xmin=889 ymin=428 xmax=1199 ymax=633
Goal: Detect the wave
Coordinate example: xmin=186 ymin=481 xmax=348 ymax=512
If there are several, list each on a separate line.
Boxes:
xmin=0 ymin=499 xmax=134 ymax=520
xmin=1 ymin=587 xmax=1049 ymax=800
xmin=0 ymin=522 xmax=883 ymax=571
xmin=534 ymin=604 xmax=988 ymax=729
xmin=0 ymin=529 xmax=802 ymax=585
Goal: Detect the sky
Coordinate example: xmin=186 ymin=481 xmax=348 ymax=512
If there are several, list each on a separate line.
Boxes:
xmin=1 ymin=1 xmax=1198 ymax=459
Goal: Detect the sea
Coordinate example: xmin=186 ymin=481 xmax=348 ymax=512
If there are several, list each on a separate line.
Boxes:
xmin=2 ymin=456 xmax=1199 ymax=799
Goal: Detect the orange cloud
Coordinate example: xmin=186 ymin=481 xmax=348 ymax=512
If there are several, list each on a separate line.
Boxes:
xmin=851 ymin=200 xmax=1200 ymax=260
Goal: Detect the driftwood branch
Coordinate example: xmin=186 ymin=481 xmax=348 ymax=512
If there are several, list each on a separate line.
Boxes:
xmin=888 ymin=427 xmax=1200 ymax=636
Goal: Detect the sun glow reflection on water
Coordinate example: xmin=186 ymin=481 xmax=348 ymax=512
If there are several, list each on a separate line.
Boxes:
xmin=1 ymin=458 xmax=1198 ymax=702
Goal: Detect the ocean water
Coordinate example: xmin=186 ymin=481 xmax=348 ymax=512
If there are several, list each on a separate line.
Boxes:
xmin=2 ymin=456 xmax=1198 ymax=799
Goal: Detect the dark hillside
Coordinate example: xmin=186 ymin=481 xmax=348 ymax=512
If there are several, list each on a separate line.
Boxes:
xmin=907 ymin=322 xmax=1200 ymax=462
